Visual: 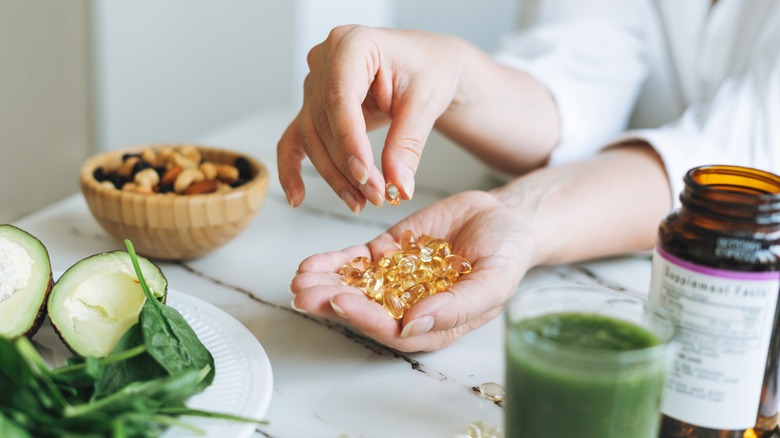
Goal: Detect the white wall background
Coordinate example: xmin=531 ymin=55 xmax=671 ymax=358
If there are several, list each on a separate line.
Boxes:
xmin=396 ymin=0 xmax=517 ymax=51
xmin=93 ymin=0 xmax=517 ymax=151
xmin=91 ymin=0 xmax=297 ymax=150
xmin=1 ymin=0 xmax=518 ymax=221
xmin=0 ymin=1 xmax=91 ymax=223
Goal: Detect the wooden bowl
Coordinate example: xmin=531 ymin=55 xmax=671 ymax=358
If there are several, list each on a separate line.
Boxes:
xmin=80 ymin=145 xmax=269 ymax=260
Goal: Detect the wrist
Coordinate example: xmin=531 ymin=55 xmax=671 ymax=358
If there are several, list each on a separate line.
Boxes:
xmin=490 ymin=174 xmax=564 ymax=267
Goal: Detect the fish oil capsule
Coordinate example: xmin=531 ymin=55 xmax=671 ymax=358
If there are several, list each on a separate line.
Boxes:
xmin=411 ymin=268 xmax=434 ymax=284
xmin=383 ymin=289 xmax=405 ymax=319
xmin=419 ymin=246 xmax=434 ymax=263
xmin=350 ymin=256 xmax=370 ymax=271
xmin=478 ymin=382 xmax=505 ymax=402
xmin=433 ymin=277 xmax=452 ymax=293
xmin=400 ymin=229 xmax=417 ymax=251
xmin=399 ymin=274 xmax=417 ymax=291
xmin=429 ymin=256 xmax=448 ymax=275
xmin=385 ymin=267 xmax=403 ymax=284
xmin=385 ymin=183 xmax=400 ymax=206
xmin=443 ymin=269 xmax=459 ymax=283
xmin=396 ymin=254 xmax=419 ymax=275
xmin=399 ymin=290 xmax=416 ymax=308
xmin=446 ymin=254 xmax=472 ymax=274
xmin=363 ymin=266 xmax=385 ymax=299
xmin=424 ymin=239 xmax=451 ymax=258
xmin=391 ymin=250 xmax=413 ymax=263
xmin=340 ymin=265 xmax=365 ymax=286
xmin=338 ymin=229 xmax=472 ymax=319
xmin=408 ymin=283 xmax=432 ymax=300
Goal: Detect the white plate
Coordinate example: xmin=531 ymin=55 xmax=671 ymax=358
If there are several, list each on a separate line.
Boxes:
xmin=33 ymin=286 xmax=273 ymax=438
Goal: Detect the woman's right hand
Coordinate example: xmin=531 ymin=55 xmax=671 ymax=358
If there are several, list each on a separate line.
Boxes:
xmin=277 ymin=25 xmax=471 ymax=214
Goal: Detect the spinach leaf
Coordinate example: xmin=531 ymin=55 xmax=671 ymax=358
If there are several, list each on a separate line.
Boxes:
xmin=66 ymin=366 xmax=210 ymax=418
xmin=0 ymin=242 xmax=265 ymax=437
xmin=0 ymin=412 xmax=32 ymax=438
xmin=93 ymin=324 xmax=166 ymax=399
xmin=125 ymin=240 xmax=215 ymax=391
xmin=0 ymin=337 xmax=29 ymax=405
xmin=13 ymin=337 xmax=68 ymax=412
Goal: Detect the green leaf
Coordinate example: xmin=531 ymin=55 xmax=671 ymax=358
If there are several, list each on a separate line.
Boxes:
xmin=125 ymin=240 xmax=215 ymax=391
xmin=65 ymin=366 xmax=211 ymax=418
xmin=93 ymin=324 xmax=166 ymax=398
xmin=0 ymin=412 xmax=32 ymax=438
xmin=13 ymin=337 xmax=68 ymax=412
xmin=0 ymin=337 xmax=29 ymax=405
xmin=160 ymin=406 xmax=268 ymax=425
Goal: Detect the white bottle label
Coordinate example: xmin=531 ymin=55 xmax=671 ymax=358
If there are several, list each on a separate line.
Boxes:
xmin=650 ymin=247 xmax=780 ymax=430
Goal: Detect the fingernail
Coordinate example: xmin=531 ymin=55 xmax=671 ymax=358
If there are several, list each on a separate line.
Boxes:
xmin=284 ymin=189 xmax=295 ymax=208
xmin=340 ymin=190 xmax=361 ymax=215
xmin=290 ymin=298 xmax=309 ymax=314
xmin=399 ymin=167 xmax=415 ymax=199
xmin=348 ymin=155 xmax=369 ymax=185
xmin=401 ymin=316 xmax=434 ymax=338
xmin=360 ymin=183 xmax=384 ymax=207
xmin=330 ymin=298 xmax=349 ymax=320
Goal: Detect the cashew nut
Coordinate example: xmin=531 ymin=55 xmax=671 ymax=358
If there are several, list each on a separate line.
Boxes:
xmin=216 ymin=164 xmax=239 ymax=183
xmin=156 ymin=146 xmax=175 ymax=166
xmin=174 ymin=168 xmax=205 ymax=194
xmin=140 ymin=147 xmax=157 ymax=166
xmin=171 ymin=152 xmax=198 ymax=169
xmin=134 ymin=168 xmax=160 ymax=188
xmin=199 ymin=161 xmax=218 ymax=180
xmin=179 ymin=145 xmax=202 ymax=164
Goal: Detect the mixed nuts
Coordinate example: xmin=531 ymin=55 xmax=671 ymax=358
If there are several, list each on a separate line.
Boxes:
xmin=92 ymin=145 xmax=253 ymax=195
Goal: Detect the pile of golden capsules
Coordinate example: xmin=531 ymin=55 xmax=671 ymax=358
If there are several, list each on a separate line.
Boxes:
xmin=340 ymin=230 xmax=472 ymax=319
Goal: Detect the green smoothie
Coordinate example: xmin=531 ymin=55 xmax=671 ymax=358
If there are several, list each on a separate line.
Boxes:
xmin=505 ymin=312 xmax=666 ymax=438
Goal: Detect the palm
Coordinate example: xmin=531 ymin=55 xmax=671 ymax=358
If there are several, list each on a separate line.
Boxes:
xmin=291 ymin=190 xmax=533 ymax=352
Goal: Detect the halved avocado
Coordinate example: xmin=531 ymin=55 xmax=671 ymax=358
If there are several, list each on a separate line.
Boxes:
xmin=0 ymin=224 xmax=53 ymax=339
xmin=48 ymin=251 xmax=167 ymax=357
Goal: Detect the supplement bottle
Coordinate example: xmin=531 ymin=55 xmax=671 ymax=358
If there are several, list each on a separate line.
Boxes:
xmin=650 ymin=165 xmax=780 ymax=438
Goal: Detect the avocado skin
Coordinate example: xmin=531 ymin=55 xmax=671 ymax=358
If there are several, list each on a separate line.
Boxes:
xmin=0 ymin=224 xmax=53 ymax=339
xmin=26 ymin=273 xmax=53 ymax=338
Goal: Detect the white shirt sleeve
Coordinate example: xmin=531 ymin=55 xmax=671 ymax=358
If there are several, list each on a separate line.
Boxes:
xmin=618 ymin=52 xmax=780 ymax=208
xmin=493 ymin=0 xmax=648 ymax=165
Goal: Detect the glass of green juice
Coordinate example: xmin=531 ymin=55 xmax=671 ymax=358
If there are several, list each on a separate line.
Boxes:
xmin=504 ymin=284 xmax=675 ymax=438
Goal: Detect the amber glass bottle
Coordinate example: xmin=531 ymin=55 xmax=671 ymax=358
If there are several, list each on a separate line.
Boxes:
xmin=650 ymin=165 xmax=780 ymax=438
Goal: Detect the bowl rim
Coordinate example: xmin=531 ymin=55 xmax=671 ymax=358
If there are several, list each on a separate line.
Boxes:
xmin=80 ymin=143 xmax=269 ymax=201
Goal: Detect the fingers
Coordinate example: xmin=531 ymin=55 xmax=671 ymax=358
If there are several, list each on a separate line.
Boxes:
xmin=308 ymin=27 xmax=386 ymax=208
xmin=381 ymin=93 xmax=438 ymax=201
xmin=277 ymin=114 xmax=308 ymax=208
xmin=280 ymin=26 xmax=458 ymax=213
xmin=291 ymin=272 xmax=363 ymax=319
xmin=296 ymin=244 xmax=372 ymax=274
xmin=400 ymin=269 xmax=512 ymax=338
xmin=298 ymin=105 xmax=367 ymax=215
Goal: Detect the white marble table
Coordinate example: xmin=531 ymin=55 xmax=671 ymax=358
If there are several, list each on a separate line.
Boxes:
xmin=12 ymin=109 xmax=654 ymax=437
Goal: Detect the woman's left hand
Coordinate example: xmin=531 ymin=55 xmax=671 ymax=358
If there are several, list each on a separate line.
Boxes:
xmin=290 ymin=190 xmax=532 ymax=352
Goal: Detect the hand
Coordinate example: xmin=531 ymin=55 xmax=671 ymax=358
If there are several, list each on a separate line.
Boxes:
xmin=277 ymin=25 xmax=468 ymax=214
xmin=290 ymin=190 xmax=533 ymax=352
